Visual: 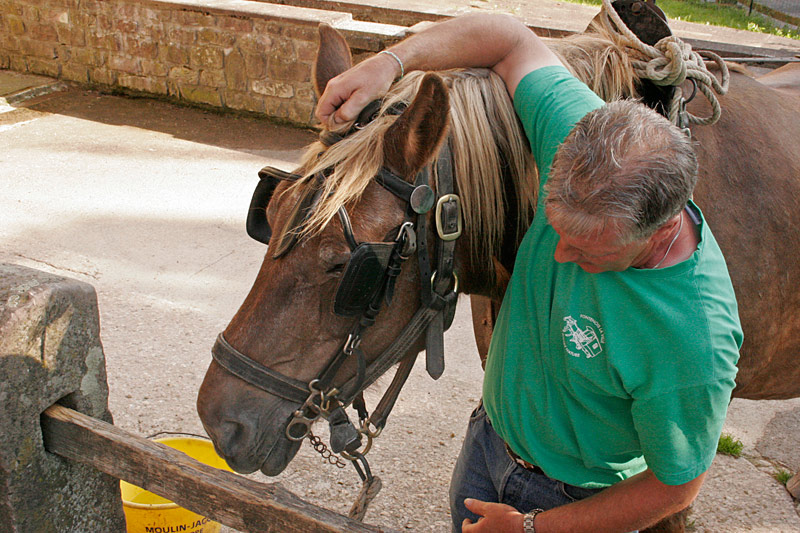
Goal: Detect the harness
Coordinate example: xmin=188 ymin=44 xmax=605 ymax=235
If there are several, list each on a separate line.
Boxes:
xmin=210 ymin=101 xmax=461 ymax=509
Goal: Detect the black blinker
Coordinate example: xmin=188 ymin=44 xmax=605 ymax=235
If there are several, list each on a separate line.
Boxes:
xmin=246 ymin=175 xmax=281 ymax=245
xmin=334 ymin=243 xmax=395 ymax=316
xmin=247 ymin=166 xmax=304 ymax=246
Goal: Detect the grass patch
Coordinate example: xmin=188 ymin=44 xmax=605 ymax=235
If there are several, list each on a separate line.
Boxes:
xmin=563 ymin=0 xmax=800 ymax=40
xmin=717 ymin=433 xmax=744 ymax=457
xmin=774 ymin=469 xmax=792 ymax=485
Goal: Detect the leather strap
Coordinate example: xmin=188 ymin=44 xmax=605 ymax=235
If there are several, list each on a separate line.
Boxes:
xmin=211 ymin=334 xmax=309 ymax=404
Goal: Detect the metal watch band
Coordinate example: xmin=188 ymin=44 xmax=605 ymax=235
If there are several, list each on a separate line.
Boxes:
xmin=523 ymin=508 xmax=545 ymax=533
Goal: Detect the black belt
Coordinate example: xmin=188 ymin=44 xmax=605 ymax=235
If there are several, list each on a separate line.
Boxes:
xmin=505 ymin=443 xmax=545 ymax=476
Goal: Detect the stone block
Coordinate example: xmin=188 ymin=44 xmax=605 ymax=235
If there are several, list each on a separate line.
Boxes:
xmin=168 ymin=65 xmax=199 ymax=85
xmin=9 ymin=54 xmax=27 ymax=72
xmin=19 ymin=39 xmax=57 ymax=59
xmin=0 ymin=264 xmax=126 ymax=532
xmin=71 ymin=47 xmax=106 ymax=67
xmin=167 ymin=27 xmax=197 ymax=46
xmin=243 ymin=51 xmax=266 ymax=79
xmin=268 ymin=59 xmax=311 ymax=83
xmin=108 ymin=54 xmax=141 ymax=75
xmin=237 ymin=33 xmax=272 ymax=54
xmin=223 ymin=89 xmax=265 ymax=114
xmin=55 ymin=24 xmax=86 ymax=47
xmin=181 ymin=85 xmax=221 ymax=107
xmin=199 ymin=68 xmax=226 ymax=88
xmin=162 ymin=44 xmax=189 ymax=66
xmin=119 ymin=74 xmax=167 ymax=95
xmin=29 ymin=23 xmax=59 ymax=42
xmin=85 ymin=33 xmax=118 ymax=52
xmin=89 ymin=67 xmax=116 ymax=86
xmin=141 ymin=59 xmax=168 ymax=78
xmin=122 ymin=36 xmax=158 ymax=60
xmin=27 ymin=58 xmax=60 ymax=78
xmin=218 ymin=16 xmax=253 ymax=33
xmin=224 ymin=48 xmax=247 ymax=91
xmin=21 ymin=4 xmax=41 ymax=23
xmin=252 ymin=79 xmax=294 ymax=99
xmin=61 ymin=61 xmax=89 ymax=83
xmin=189 ymin=46 xmax=223 ymax=70
xmin=6 ymin=15 xmax=25 ymax=36
xmin=198 ymin=28 xmax=237 ymax=47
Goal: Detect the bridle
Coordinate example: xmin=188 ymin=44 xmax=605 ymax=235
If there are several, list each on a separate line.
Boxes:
xmin=210 ymin=101 xmax=462 ymax=466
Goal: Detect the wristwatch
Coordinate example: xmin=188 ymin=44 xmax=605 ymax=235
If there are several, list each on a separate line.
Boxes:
xmin=523 ymin=508 xmax=545 ymax=533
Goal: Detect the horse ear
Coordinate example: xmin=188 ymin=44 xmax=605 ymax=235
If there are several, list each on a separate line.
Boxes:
xmin=313 ymin=23 xmax=353 ymax=97
xmin=383 ymin=73 xmax=450 ymax=179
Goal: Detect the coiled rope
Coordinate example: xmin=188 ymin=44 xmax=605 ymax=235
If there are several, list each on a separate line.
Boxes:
xmin=596 ymin=0 xmax=730 ymax=126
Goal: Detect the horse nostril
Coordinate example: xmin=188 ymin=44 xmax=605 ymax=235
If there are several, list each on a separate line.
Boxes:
xmin=215 ymin=420 xmax=248 ymax=458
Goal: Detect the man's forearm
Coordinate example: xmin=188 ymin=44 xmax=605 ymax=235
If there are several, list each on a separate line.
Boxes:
xmin=388 ymin=14 xmax=526 ymax=74
xmin=387 ymin=13 xmax=559 ymax=95
xmin=532 ymin=469 xmax=705 ymax=533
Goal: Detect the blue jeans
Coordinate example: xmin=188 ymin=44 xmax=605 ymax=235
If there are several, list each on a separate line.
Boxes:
xmin=449 ymin=403 xmax=602 ymax=532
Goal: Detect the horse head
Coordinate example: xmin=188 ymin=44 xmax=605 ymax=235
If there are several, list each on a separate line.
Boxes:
xmin=197 ymin=25 xmax=479 ymax=476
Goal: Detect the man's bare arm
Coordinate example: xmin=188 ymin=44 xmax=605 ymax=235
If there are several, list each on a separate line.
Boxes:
xmin=463 ymin=469 xmax=706 ymax=533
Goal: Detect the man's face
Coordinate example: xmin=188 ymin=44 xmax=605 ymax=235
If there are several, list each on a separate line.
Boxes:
xmin=546 ymin=207 xmax=651 ymax=273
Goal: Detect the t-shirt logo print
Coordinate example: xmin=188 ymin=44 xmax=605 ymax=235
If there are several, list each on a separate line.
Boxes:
xmin=562 ymin=315 xmax=605 ymax=358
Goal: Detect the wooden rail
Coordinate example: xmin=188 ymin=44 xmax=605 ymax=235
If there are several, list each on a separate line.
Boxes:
xmin=41 ymin=404 xmax=394 ymax=533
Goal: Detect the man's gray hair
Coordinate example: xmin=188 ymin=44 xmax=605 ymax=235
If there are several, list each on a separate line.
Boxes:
xmin=544 ymin=100 xmax=697 ymax=244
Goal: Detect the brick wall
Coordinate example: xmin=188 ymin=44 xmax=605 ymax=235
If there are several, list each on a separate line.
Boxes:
xmin=0 ymin=0 xmax=409 ymax=125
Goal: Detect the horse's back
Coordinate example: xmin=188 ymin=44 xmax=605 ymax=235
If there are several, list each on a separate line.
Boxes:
xmin=756 ymin=62 xmax=800 ymax=99
xmin=689 ymin=71 xmax=800 ymax=399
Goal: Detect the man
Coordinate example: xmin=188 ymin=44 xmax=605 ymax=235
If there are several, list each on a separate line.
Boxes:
xmin=317 ymin=13 xmax=741 ymax=533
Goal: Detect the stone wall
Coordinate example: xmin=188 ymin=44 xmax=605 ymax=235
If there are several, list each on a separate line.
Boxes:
xmin=0 ymin=0 xmax=411 ymax=126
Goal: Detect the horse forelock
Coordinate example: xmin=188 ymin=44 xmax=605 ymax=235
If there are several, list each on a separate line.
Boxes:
xmin=292 ymin=69 xmax=538 ymax=280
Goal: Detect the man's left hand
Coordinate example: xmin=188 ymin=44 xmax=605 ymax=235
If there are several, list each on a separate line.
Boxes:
xmin=462 ymin=498 xmax=526 ymax=532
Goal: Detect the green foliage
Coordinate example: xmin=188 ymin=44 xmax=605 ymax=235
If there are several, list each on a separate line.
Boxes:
xmin=563 ymin=0 xmax=800 ymax=40
xmin=773 ymin=469 xmax=792 ymax=485
xmin=717 ymin=433 xmax=744 ymax=457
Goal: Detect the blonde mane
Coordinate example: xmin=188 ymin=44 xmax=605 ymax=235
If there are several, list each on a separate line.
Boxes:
xmin=291 ymin=31 xmax=636 ymax=277
xmin=549 ymin=23 xmax=641 ymax=102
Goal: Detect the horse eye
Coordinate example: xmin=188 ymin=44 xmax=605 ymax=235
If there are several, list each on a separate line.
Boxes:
xmin=326 ymin=262 xmax=346 ymax=275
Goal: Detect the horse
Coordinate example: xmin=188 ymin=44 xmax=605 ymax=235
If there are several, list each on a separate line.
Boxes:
xmin=197 ymin=20 xmax=800 ymax=531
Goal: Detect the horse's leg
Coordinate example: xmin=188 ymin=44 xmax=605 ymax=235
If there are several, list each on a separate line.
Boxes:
xmin=469 ymin=295 xmax=501 ymax=370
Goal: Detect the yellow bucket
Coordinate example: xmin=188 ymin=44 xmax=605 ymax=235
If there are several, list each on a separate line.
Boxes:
xmin=120 ymin=437 xmax=232 ymax=533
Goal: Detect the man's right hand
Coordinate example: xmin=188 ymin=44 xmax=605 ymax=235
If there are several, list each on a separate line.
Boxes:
xmin=315 ymin=51 xmax=401 ymax=128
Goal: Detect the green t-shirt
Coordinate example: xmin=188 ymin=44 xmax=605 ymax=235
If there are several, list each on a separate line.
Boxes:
xmin=483 ymin=66 xmax=742 ymax=488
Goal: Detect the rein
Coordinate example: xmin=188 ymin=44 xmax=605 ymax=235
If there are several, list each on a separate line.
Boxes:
xmin=210 ymin=101 xmax=462 ymax=518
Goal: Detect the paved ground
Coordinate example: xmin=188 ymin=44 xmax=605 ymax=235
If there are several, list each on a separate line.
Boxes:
xmin=2 ymin=5 xmax=799 ymax=531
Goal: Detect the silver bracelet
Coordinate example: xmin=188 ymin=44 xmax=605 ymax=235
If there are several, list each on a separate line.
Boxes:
xmin=378 ymin=50 xmax=404 ymax=79
xmin=523 ymin=508 xmax=545 ymax=533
